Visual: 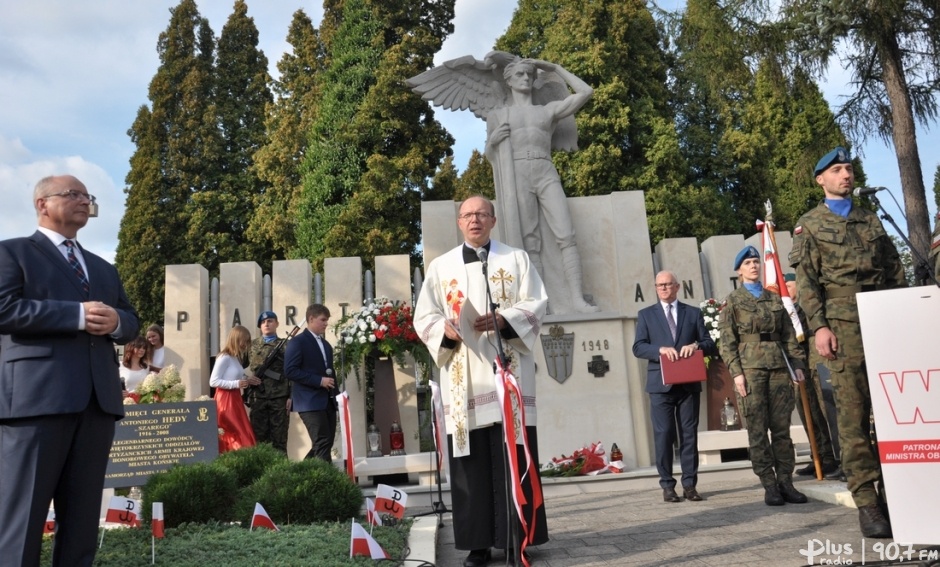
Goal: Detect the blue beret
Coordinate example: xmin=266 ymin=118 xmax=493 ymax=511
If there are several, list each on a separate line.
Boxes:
xmin=814 ymin=146 xmax=851 ymax=176
xmin=257 ymin=311 xmax=277 ymax=327
xmin=733 ymin=245 xmax=760 ymax=271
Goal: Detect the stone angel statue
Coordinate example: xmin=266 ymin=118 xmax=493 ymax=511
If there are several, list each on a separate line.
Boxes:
xmin=406 ymin=51 xmax=599 ymax=313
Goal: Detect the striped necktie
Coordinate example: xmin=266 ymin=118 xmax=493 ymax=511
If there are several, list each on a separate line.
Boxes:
xmin=666 ymin=303 xmax=677 ymax=341
xmin=64 ymin=240 xmax=89 ymax=295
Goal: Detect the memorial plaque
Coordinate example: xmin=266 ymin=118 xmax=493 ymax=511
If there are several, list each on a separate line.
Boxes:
xmin=105 ymin=401 xmax=219 ymax=488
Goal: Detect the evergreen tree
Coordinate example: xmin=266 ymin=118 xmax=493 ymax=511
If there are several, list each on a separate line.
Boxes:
xmin=453 ymin=150 xmax=495 ymax=201
xmin=427 ymin=155 xmax=458 ymax=202
xmin=186 ymin=0 xmax=272 ymax=268
xmin=294 ymin=0 xmax=382 ymax=266
xmin=757 ymin=0 xmax=940 ymax=256
xmin=116 ymin=0 xmax=218 ymax=325
xmin=247 ymin=9 xmax=324 ymax=266
xmin=295 ymin=0 xmax=456 ymax=268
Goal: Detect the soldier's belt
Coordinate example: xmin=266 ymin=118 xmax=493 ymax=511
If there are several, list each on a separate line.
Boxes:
xmin=739 ymin=332 xmax=782 ymax=342
xmin=825 ymin=284 xmax=883 ymax=298
xmin=513 ymin=150 xmax=550 ymax=160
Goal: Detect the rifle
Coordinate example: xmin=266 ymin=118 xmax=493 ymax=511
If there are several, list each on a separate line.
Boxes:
xmin=243 ymin=325 xmax=301 ymax=407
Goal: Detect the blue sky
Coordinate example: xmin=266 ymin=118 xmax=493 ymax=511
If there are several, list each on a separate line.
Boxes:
xmin=1 ymin=0 xmax=936 ymax=262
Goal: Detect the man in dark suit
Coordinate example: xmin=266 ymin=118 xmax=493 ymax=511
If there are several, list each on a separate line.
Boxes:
xmin=632 ymin=270 xmax=714 ymax=503
xmin=284 ymin=304 xmax=336 ymax=461
xmin=0 ymin=174 xmax=139 ymax=567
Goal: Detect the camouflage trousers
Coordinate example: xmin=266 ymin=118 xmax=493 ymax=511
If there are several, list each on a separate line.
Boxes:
xmin=248 ymin=396 xmax=290 ymax=453
xmin=825 ymin=318 xmax=882 ymax=508
xmin=736 ymin=367 xmax=796 ymax=485
xmin=793 ymin=365 xmax=837 ymax=467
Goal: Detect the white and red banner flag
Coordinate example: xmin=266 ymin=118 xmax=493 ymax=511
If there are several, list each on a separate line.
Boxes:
xmin=350 ymin=521 xmax=389 ymax=559
xmin=250 ymin=503 xmax=279 ymax=531
xmin=105 ymin=496 xmax=141 ymax=528
xmin=337 ymin=391 xmax=355 ymax=481
xmin=374 ymin=484 xmax=408 ymax=519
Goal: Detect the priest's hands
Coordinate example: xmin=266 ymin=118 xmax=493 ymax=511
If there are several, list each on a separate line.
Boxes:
xmin=473 ymin=313 xmax=505 ymax=333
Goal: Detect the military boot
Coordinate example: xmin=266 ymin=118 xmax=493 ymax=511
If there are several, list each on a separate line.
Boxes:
xmin=858 ymin=504 xmax=892 ymax=538
xmin=763 ymin=482 xmax=784 ymax=506
xmin=778 ymin=480 xmax=808 ymax=504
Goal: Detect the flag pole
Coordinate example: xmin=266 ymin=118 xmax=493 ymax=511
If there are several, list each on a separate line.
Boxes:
xmin=762 ymin=201 xmax=823 ymax=480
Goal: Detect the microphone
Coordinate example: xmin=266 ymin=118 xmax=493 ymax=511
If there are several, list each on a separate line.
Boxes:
xmin=853 ymin=186 xmax=886 ymax=197
xmin=477 ymin=247 xmax=488 ymax=267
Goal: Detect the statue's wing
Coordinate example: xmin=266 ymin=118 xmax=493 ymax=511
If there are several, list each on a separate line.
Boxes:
xmin=405 ymin=55 xmax=506 ymax=120
xmin=534 ymin=73 xmax=579 ymax=152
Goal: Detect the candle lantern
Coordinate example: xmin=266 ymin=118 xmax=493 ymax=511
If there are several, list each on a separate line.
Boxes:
xmin=367 ymin=424 xmax=383 ymax=457
xmin=389 ymin=420 xmax=406 ymax=456
xmin=721 ymin=397 xmax=740 ymax=431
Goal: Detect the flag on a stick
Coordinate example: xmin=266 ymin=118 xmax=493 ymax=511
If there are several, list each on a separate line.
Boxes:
xmin=250 ymin=503 xmax=279 ymax=531
xmin=365 ymin=497 xmax=383 ymax=526
xmin=105 ymin=496 xmax=141 ymax=527
xmin=337 ymin=391 xmax=355 ymax=481
xmin=350 ymin=520 xmax=389 ymax=559
xmin=374 ymin=484 xmax=407 ymax=519
xmin=757 ymin=201 xmax=804 ymax=342
xmin=43 ymin=509 xmax=56 ymax=535
xmin=151 ymin=502 xmax=165 ymax=539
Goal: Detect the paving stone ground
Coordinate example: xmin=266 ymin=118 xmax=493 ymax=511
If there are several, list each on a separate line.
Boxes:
xmin=408 ymin=464 xmax=939 ymax=567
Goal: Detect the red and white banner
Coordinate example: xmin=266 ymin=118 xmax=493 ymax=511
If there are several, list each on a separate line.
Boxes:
xmin=374 ymin=484 xmax=407 ymax=519
xmin=494 ymin=357 xmax=542 ymax=567
xmin=43 ymin=509 xmax=56 ymax=535
xmin=757 ymin=215 xmax=804 ymax=341
xmin=429 ymin=380 xmax=449 ymax=481
xmin=365 ymin=497 xmax=383 ymax=526
xmin=151 ymin=502 xmax=165 ymax=539
xmin=337 ymin=391 xmax=355 ymax=481
xmin=105 ymin=496 xmax=141 ymax=528
xmin=250 ymin=503 xmax=279 ymax=531
xmin=350 ymin=521 xmax=389 ymax=559
xmin=858 ymin=286 xmax=940 ymax=544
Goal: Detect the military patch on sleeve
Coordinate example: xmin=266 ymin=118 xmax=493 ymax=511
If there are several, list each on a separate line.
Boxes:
xmin=794 ymin=225 xmax=802 ymax=235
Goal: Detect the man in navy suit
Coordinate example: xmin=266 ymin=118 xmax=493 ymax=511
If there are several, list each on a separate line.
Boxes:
xmin=284 ymin=304 xmax=336 ymax=461
xmin=0 ymin=175 xmax=139 ymax=567
xmin=632 ymin=270 xmax=714 ymax=503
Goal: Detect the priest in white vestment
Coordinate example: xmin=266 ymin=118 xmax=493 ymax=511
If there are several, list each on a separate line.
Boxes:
xmin=415 ymin=196 xmax=548 ymax=567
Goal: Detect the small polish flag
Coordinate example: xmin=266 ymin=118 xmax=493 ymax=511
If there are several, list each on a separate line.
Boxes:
xmin=151 ymin=502 xmax=165 ymax=539
xmin=350 ymin=521 xmax=389 ymax=559
xmin=374 ymin=484 xmax=407 ymax=520
xmin=105 ymin=496 xmax=141 ymax=527
xmin=365 ymin=498 xmax=383 ymax=526
xmin=251 ymin=503 xmax=279 ymax=531
xmin=43 ymin=509 xmax=56 ymax=535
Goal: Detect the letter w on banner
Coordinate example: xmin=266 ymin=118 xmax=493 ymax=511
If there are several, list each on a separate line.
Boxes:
xmin=105 ymin=496 xmax=141 ymax=527
xmin=337 ymin=391 xmax=355 ymax=481
xmin=757 ymin=200 xmax=804 ymax=341
xmin=374 ymin=484 xmax=407 ymax=519
xmin=494 ymin=356 xmax=543 ymax=567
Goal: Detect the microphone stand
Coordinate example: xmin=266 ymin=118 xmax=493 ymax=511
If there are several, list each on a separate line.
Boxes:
xmin=869 ymin=194 xmax=939 ymax=287
xmin=479 ymin=250 xmax=520 ymax=567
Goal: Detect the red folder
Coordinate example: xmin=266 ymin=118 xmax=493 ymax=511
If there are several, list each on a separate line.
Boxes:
xmin=660 ymin=350 xmax=707 ymax=385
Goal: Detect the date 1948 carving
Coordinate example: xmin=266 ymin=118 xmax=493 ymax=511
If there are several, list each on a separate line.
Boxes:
xmin=582 ymin=340 xmax=609 ymax=352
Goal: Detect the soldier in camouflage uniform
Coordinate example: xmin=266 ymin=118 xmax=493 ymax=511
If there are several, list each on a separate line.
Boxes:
xmin=247 ymin=311 xmax=291 ymax=452
xmin=719 ymin=246 xmax=807 ymax=507
xmin=790 ymin=147 xmax=906 ymax=539
xmin=785 ymin=276 xmax=840 ymax=478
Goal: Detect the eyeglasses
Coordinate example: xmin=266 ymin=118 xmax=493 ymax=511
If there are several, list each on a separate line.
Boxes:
xmin=655 ymin=283 xmax=677 ymax=289
xmin=459 ymin=212 xmax=493 ymax=221
xmin=42 ymin=190 xmax=96 ymax=204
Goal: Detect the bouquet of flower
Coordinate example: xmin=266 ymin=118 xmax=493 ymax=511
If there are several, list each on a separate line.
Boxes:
xmin=540 ymin=442 xmax=622 ymax=477
xmin=333 ymin=297 xmax=431 ymax=384
xmin=699 ymin=298 xmax=723 ymax=357
xmin=125 ymin=364 xmax=185 ymax=404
